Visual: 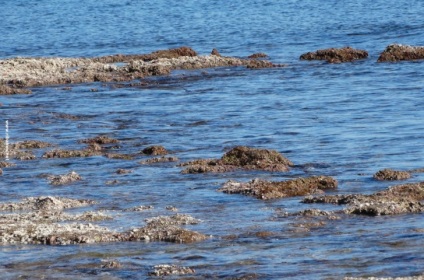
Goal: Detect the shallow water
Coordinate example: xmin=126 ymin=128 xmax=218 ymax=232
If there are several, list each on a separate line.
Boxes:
xmin=1 ymin=0 xmax=424 ymax=279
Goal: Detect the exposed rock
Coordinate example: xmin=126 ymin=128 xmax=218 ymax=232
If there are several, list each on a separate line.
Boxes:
xmin=124 ymin=205 xmax=154 ymax=212
xmin=166 ymin=206 xmax=178 ymax=212
xmin=127 ymin=214 xmax=207 ymax=243
xmin=0 ymin=139 xmax=36 ymax=160
xmin=219 ymin=176 xmax=338 ymax=200
xmin=0 ymin=196 xmax=96 ymax=211
xmin=139 ymin=156 xmax=179 ymax=164
xmin=211 ymin=48 xmax=222 ymax=56
xmin=248 ymin=53 xmax=268 ymax=59
xmin=116 ymin=168 xmax=133 ymax=175
xmin=105 ymin=153 xmax=134 ymax=160
xmin=148 ymin=264 xmax=195 ymax=276
xmin=101 ymin=260 xmax=122 ymax=269
xmin=180 ymin=146 xmax=293 ymax=174
xmin=141 ymin=145 xmax=168 ymax=156
xmin=378 ymin=44 xmax=424 ymax=62
xmin=79 ymin=135 xmax=119 ymax=145
xmin=246 ymin=59 xmax=277 ymax=69
xmin=344 ymin=274 xmax=424 ymax=280
xmin=42 ymin=149 xmax=101 ymax=158
xmin=303 ymin=182 xmax=424 ymax=216
xmin=0 ymin=47 xmax=281 ymax=94
xmin=0 ymin=84 xmax=31 ymax=95
xmin=12 ymin=140 xmax=52 ymax=149
xmin=0 ymin=161 xmax=16 ymax=168
xmin=373 ymin=168 xmax=411 ymax=181
xmin=300 ymin=47 xmax=368 ymax=63
xmin=47 ymin=171 xmax=82 ymax=185
xmin=0 ymin=169 xmax=2 ymax=175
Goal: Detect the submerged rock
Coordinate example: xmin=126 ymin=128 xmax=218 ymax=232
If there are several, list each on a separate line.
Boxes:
xmin=180 ymin=146 xmax=293 ymax=174
xmin=378 ymin=44 xmax=424 ymax=62
xmin=47 ymin=171 xmax=82 ymax=185
xmin=0 ymin=161 xmax=16 ymax=168
xmin=0 ymin=139 xmax=36 ymax=160
xmin=300 ymin=47 xmax=368 ymax=63
xmin=303 ymin=182 xmax=424 ymax=216
xmin=219 ymin=176 xmax=337 ymax=200
xmin=12 ymin=140 xmax=52 ymax=149
xmin=373 ymin=168 xmax=411 ymax=181
xmin=0 ymin=84 xmax=31 ymax=95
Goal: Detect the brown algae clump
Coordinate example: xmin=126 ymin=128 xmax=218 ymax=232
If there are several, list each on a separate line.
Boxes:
xmin=300 ymin=47 xmax=368 ymax=63
xmin=220 ymin=176 xmax=337 ymax=200
xmin=180 ymin=146 xmax=293 ymax=174
xmin=378 ymin=44 xmax=424 ymax=62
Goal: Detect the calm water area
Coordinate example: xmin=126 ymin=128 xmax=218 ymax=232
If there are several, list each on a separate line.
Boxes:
xmin=1 ymin=0 xmax=424 ymax=279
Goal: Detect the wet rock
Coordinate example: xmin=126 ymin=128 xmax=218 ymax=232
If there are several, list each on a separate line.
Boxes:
xmin=0 ymin=139 xmax=36 ymax=160
xmin=0 ymin=168 xmax=2 ymax=175
xmin=105 ymin=153 xmax=134 ymax=160
xmin=378 ymin=44 xmax=424 ymax=62
xmin=127 ymin=214 xmax=207 ymax=243
xmin=124 ymin=205 xmax=154 ymax=212
xmin=116 ymin=168 xmax=133 ymax=175
xmin=141 ymin=145 xmax=168 ymax=156
xmin=373 ymin=168 xmax=411 ymax=181
xmin=303 ymin=182 xmax=424 ymax=216
xmin=79 ymin=135 xmax=119 ymax=145
xmin=344 ymin=274 xmax=424 ymax=280
xmin=139 ymin=156 xmax=178 ymax=164
xmin=300 ymin=47 xmax=368 ymax=63
xmin=0 ymin=196 xmax=96 ymax=211
xmin=101 ymin=260 xmax=122 ymax=269
xmin=219 ymin=176 xmax=337 ymax=200
xmin=180 ymin=146 xmax=293 ymax=174
xmin=0 ymin=47 xmax=281 ymax=93
xmin=248 ymin=53 xmax=268 ymax=59
xmin=42 ymin=149 xmax=101 ymax=158
xmin=148 ymin=264 xmax=195 ymax=276
xmin=12 ymin=140 xmax=52 ymax=149
xmin=0 ymin=84 xmax=31 ymax=95
xmin=166 ymin=206 xmax=178 ymax=212
xmin=295 ymin=208 xmax=339 ymax=218
xmin=0 ymin=161 xmax=14 ymax=168
xmin=211 ymin=48 xmax=222 ymax=56
xmin=246 ymin=59 xmax=277 ymax=69
xmin=47 ymin=171 xmax=82 ymax=185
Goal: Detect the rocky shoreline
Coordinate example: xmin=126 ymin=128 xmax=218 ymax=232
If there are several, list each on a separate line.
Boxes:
xmin=2 ymin=44 xmax=424 ymax=95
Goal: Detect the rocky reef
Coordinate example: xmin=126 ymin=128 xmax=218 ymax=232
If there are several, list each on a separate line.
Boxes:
xmin=0 ymin=197 xmax=208 ymax=245
xmin=373 ymin=168 xmax=411 ymax=181
xmin=0 ymin=46 xmax=282 ymax=95
xmin=219 ymin=176 xmax=338 ymax=200
xmin=179 ymin=146 xmax=293 ymax=173
xmin=300 ymin=47 xmax=368 ymax=63
xmin=303 ymin=182 xmax=424 ymax=216
xmin=378 ymin=44 xmax=424 ymax=62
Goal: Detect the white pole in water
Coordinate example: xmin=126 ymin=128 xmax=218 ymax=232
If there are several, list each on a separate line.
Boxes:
xmin=5 ymin=120 xmax=9 ymax=161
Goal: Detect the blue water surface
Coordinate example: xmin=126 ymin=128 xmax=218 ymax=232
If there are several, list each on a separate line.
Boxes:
xmin=1 ymin=0 xmax=424 ymax=279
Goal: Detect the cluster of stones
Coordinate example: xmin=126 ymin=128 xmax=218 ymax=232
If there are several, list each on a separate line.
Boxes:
xmin=0 ymin=196 xmax=208 ymax=245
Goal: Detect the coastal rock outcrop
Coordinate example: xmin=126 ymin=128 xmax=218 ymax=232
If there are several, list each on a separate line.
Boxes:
xmin=219 ymin=176 xmax=338 ymax=200
xmin=303 ymin=182 xmax=424 ymax=216
xmin=378 ymin=44 xmax=424 ymax=62
xmin=179 ymin=146 xmax=293 ymax=173
xmin=300 ymin=47 xmax=368 ymax=63
xmin=373 ymin=168 xmax=411 ymax=181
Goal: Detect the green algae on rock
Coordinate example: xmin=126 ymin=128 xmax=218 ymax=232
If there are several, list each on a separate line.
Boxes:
xmin=300 ymin=47 xmax=368 ymax=63
xmin=378 ymin=44 xmax=424 ymax=62
xmin=219 ymin=176 xmax=338 ymax=200
xmin=180 ymin=146 xmax=293 ymax=173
